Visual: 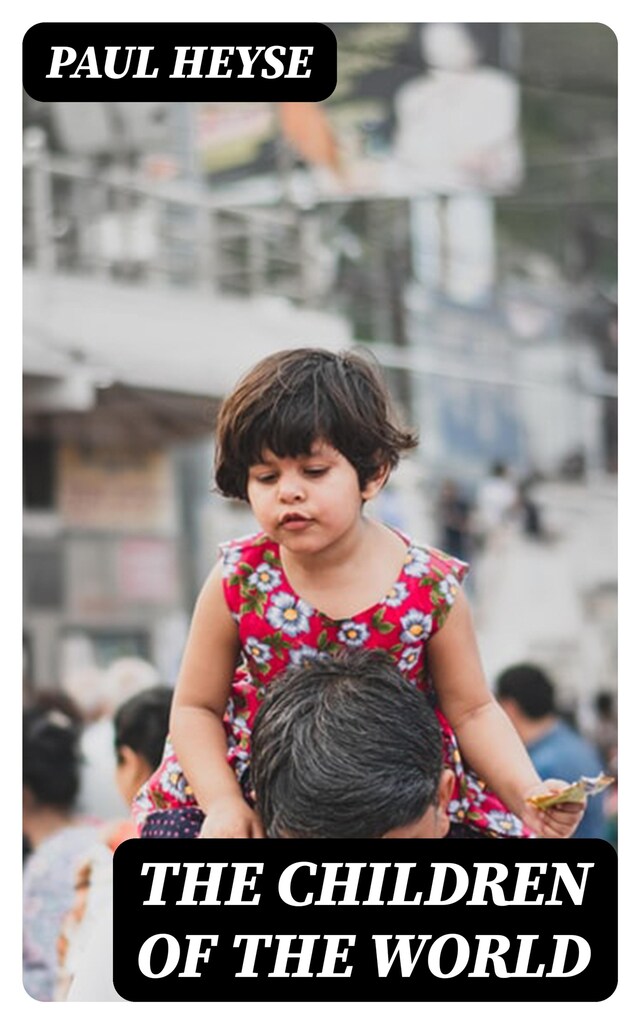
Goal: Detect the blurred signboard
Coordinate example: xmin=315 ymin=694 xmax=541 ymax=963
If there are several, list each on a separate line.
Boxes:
xmin=58 ymin=444 xmax=178 ymax=533
xmin=197 ymin=23 xmax=522 ymax=203
xmin=117 ymin=538 xmax=180 ymax=604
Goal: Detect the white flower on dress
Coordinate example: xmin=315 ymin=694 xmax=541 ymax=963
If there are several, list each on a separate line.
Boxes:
xmin=399 ymin=609 xmax=433 ymax=644
xmin=248 ymin=563 xmax=282 ymax=593
xmin=437 ymin=573 xmax=460 ymax=605
xmin=403 ymin=547 xmax=432 ymax=578
xmin=398 ymin=646 xmax=422 ymax=673
xmin=266 ymin=592 xmax=313 ymax=637
xmin=484 ymin=809 xmax=522 ymax=834
xmin=245 ymin=637 xmax=273 ymax=667
xmin=289 ymin=645 xmax=329 ymax=667
xmin=383 ymin=581 xmax=409 ymax=607
xmin=221 ymin=546 xmax=242 ymax=578
xmin=337 ymin=621 xmax=370 ymax=647
xmin=447 ymin=799 xmax=469 ymax=822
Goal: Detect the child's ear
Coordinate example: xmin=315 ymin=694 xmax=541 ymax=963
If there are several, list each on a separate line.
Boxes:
xmin=361 ymin=461 xmax=391 ymax=501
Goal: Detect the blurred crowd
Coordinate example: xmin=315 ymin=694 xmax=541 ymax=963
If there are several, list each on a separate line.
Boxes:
xmin=22 ymin=646 xmax=617 ymax=1001
xmin=436 ymin=459 xmax=548 ymax=567
xmin=23 ymin=657 xmax=173 ymax=1001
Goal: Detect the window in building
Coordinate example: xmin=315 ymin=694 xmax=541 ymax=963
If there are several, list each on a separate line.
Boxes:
xmin=24 ymin=437 xmax=56 ymax=510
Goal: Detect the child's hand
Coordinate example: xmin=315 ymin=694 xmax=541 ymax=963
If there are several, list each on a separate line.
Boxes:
xmin=199 ymin=794 xmax=265 ymax=839
xmin=521 ymin=779 xmax=585 ymax=838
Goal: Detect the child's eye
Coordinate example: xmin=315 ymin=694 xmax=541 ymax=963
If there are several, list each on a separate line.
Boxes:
xmin=256 ymin=473 xmax=277 ymax=484
xmin=304 ymin=467 xmax=328 ymax=477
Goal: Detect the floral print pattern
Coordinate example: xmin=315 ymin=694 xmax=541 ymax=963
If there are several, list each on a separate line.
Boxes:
xmin=134 ymin=530 xmax=527 ymax=838
xmin=265 ymin=592 xmax=313 ymax=636
xmin=337 ymin=620 xmax=370 ymax=647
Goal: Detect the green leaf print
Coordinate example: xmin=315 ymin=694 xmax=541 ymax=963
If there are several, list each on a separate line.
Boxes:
xmin=266 ymin=632 xmax=290 ymax=655
xmin=371 ymin=609 xmax=395 ymax=635
xmin=239 ymin=591 xmax=268 ymax=617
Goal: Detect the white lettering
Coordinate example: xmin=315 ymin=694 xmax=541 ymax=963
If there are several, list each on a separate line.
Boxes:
xmin=227 ymin=861 xmax=263 ymax=905
xmin=178 ymin=935 xmax=219 ymax=978
xmin=262 ymin=45 xmax=286 ymax=79
xmin=138 ymin=934 xmax=181 ymax=978
xmin=467 ymin=862 xmax=510 ymax=905
xmin=171 ymin=46 xmax=208 ymax=78
xmin=141 ymin=862 xmax=180 ymax=905
xmin=235 ymin=46 xmax=265 ymax=77
xmin=373 ymin=934 xmax=431 ymax=978
xmin=284 ymin=45 xmax=313 ymax=78
xmin=547 ymin=935 xmax=592 ymax=977
xmin=278 ymin=861 xmax=317 ymax=906
xmin=175 ymin=862 xmax=227 ymax=906
xmin=234 ymin=935 xmax=273 ymax=977
xmin=46 ymin=46 xmax=77 ymax=78
xmin=547 ymin=863 xmax=594 ymax=906
xmin=69 ymin=47 xmax=102 ymax=78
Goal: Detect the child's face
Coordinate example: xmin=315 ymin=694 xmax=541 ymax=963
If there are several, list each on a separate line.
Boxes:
xmin=246 ymin=442 xmax=383 ymax=556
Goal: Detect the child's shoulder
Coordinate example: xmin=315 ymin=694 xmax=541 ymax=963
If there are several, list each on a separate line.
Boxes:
xmin=404 ymin=536 xmax=470 ymax=584
xmin=218 ymin=530 xmax=276 ymax=570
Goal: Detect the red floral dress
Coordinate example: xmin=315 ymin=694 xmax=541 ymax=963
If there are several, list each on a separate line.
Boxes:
xmin=134 ymin=530 xmax=526 ymax=838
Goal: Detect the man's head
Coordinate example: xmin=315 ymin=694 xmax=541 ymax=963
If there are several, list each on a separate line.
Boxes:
xmin=495 ymin=662 xmax=557 ymax=743
xmin=251 ymin=650 xmax=454 ymax=839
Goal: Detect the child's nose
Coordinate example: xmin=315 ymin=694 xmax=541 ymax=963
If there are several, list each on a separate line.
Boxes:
xmin=278 ymin=474 xmax=305 ymax=502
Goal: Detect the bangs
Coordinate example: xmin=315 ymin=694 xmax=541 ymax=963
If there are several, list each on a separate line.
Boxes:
xmin=241 ymin=382 xmax=345 ymax=467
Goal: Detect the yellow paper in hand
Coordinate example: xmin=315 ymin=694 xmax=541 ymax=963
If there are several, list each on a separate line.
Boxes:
xmin=526 ymin=773 xmax=615 ymax=810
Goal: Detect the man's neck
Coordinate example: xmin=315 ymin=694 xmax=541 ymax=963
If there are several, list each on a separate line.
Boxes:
xmin=522 ymin=714 xmax=558 ymax=747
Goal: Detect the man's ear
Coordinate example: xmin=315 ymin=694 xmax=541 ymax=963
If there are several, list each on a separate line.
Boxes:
xmin=435 ymin=768 xmax=455 ymax=838
xmin=361 ymin=461 xmax=391 ymax=501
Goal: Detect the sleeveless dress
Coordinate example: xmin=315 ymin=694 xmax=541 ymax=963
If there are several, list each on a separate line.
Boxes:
xmin=134 ymin=530 xmax=527 ymax=838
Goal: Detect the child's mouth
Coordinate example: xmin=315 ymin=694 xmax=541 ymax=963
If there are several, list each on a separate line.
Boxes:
xmin=280 ymin=513 xmax=313 ymax=531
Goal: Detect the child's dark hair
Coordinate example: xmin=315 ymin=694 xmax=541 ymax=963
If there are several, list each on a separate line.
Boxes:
xmin=214 ymin=348 xmax=418 ymax=500
xmin=113 ymin=684 xmax=173 ymax=772
xmin=23 ymin=707 xmax=83 ymax=810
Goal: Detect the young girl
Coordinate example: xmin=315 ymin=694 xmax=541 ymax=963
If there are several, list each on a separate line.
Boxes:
xmin=134 ymin=348 xmax=583 ymax=840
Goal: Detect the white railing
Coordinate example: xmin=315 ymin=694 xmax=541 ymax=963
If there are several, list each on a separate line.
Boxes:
xmin=23 ymin=139 xmax=322 ymax=304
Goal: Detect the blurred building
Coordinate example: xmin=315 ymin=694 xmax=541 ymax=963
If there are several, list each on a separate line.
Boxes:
xmin=22 ymin=125 xmax=351 ymax=691
xmin=23 ymin=23 xmax=616 ymax=705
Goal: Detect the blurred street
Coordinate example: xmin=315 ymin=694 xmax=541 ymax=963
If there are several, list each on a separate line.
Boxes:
xmin=471 ymin=475 xmax=616 ymax=703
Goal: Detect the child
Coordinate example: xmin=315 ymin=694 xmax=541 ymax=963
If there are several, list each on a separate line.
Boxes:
xmin=134 ymin=348 xmax=583 ymax=840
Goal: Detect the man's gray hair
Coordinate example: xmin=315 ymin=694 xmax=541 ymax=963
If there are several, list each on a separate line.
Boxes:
xmin=251 ymin=649 xmax=443 ymax=838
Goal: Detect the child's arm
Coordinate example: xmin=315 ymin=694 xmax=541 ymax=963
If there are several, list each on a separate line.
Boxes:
xmin=170 ymin=561 xmax=264 ymax=839
xmin=427 ymin=590 xmax=585 ymax=838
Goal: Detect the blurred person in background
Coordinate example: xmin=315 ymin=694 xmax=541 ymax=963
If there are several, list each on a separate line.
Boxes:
xmin=436 ymin=477 xmax=473 ymax=563
xmin=22 ymin=690 xmax=84 ymax=862
xmin=495 ymin=662 xmax=608 ymax=840
xmin=58 ymin=684 xmax=173 ymax=1001
xmin=474 ymin=459 xmax=519 ymax=546
xmin=516 ymin=478 xmax=545 ymax=540
xmin=589 ymin=690 xmax=617 ymax=770
xmin=64 ymin=656 xmax=161 ymax=821
xmin=23 ymin=706 xmax=103 ymax=1001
